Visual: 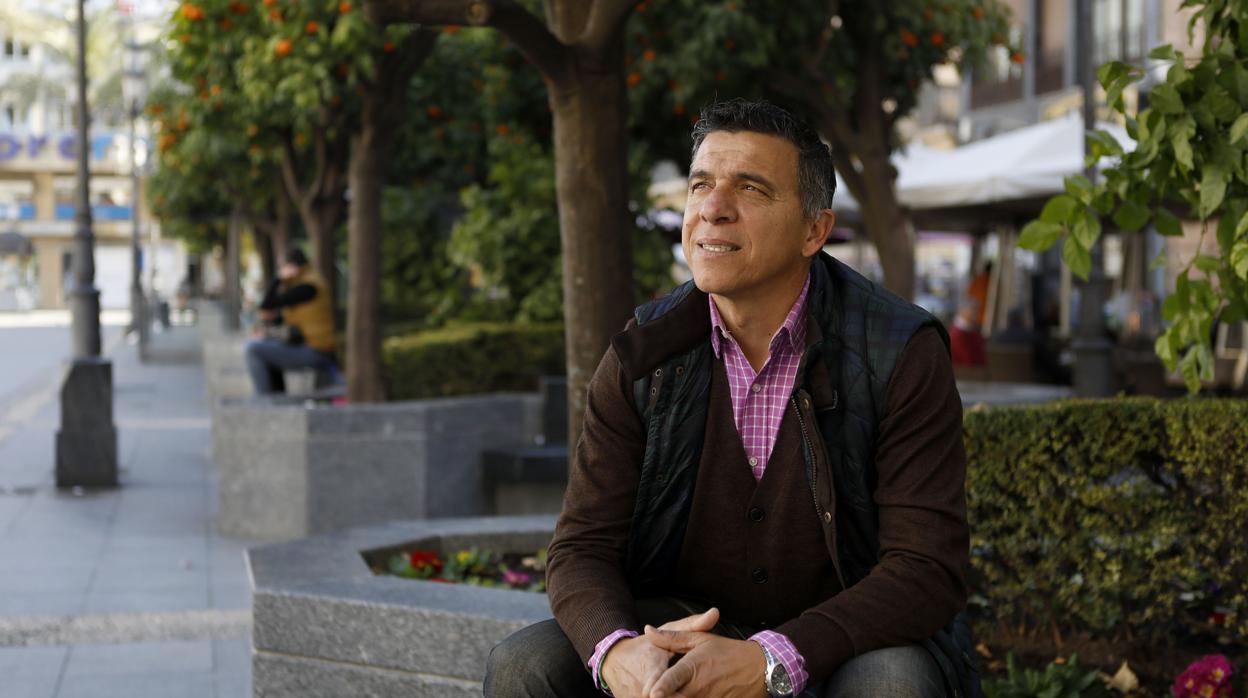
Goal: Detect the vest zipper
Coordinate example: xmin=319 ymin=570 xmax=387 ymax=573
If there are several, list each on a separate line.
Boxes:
xmin=791 ymin=392 xmax=849 ymax=592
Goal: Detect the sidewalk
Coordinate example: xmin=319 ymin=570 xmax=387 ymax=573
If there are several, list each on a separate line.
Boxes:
xmin=0 ymin=319 xmax=254 ymax=698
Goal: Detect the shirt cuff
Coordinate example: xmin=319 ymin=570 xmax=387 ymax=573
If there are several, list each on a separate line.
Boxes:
xmin=751 ymin=629 xmax=809 ymax=696
xmin=588 ymin=628 xmax=639 ymax=695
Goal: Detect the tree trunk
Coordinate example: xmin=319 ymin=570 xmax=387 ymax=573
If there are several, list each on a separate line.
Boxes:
xmin=549 ymin=59 xmax=634 ymax=448
xmin=345 ymin=21 xmax=433 ymax=403
xmin=858 ymin=165 xmax=916 ymax=301
xmin=255 ymin=225 xmax=276 ymax=286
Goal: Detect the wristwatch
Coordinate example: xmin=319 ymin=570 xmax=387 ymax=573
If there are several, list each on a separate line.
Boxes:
xmin=761 ymin=645 xmax=794 ymax=697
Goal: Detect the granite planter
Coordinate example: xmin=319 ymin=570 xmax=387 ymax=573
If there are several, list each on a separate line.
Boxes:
xmin=247 ymin=515 xmax=556 ymax=697
xmin=214 ymin=394 xmax=542 ymax=541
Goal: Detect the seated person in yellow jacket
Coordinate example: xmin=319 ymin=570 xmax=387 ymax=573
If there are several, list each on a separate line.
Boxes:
xmin=244 ymin=247 xmax=338 ymax=395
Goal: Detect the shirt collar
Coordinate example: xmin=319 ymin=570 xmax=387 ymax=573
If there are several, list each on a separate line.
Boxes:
xmin=709 ymin=273 xmax=811 ymax=359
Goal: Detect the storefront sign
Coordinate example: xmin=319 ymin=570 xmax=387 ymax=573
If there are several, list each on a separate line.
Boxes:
xmin=0 ymin=133 xmax=120 ymax=163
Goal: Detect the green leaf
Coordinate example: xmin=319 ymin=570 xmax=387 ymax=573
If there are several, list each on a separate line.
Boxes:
xmin=1097 ymin=60 xmax=1131 ymax=89
xmin=1149 ymin=82 xmax=1185 ymax=114
xmin=1086 ymin=130 xmax=1124 ymax=159
xmin=1113 ymin=200 xmax=1151 ymax=231
xmin=1147 ymin=44 xmax=1176 ymax=61
xmin=1062 ymin=236 xmax=1092 ymax=280
xmin=1232 ymin=240 xmax=1248 ymax=280
xmin=1064 ymin=175 xmax=1093 ymax=204
xmin=1072 ymin=213 xmax=1101 ymax=248
xmin=1149 ymin=250 xmax=1168 ymax=270
xmin=1172 ymin=132 xmax=1194 ymax=172
xmin=1155 ymin=333 xmax=1175 ymax=365
xmin=1154 ymin=207 xmax=1183 ymax=236
xmin=1202 ymin=84 xmax=1241 ymax=123
xmin=1180 ymin=347 xmax=1201 ymax=393
xmin=1040 ymin=195 xmax=1080 ymax=225
xmin=1238 ymin=209 xmax=1248 ymax=236
xmin=1200 ymin=165 xmax=1229 ymax=218
xmin=1194 ymin=255 xmax=1221 ymax=273
xmin=1019 ymin=220 xmax=1064 ymax=251
xmin=1232 ymin=114 xmax=1248 ymax=145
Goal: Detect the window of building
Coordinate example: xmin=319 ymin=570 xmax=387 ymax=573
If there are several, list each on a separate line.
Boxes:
xmin=1094 ymin=0 xmax=1148 ymax=65
xmin=3 ymin=38 xmax=13 ymax=58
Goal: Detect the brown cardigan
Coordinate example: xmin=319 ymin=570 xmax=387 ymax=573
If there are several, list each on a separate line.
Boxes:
xmin=546 ymin=318 xmax=968 ymax=686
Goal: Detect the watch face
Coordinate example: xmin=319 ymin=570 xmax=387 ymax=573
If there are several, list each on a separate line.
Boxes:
xmin=769 ymin=663 xmax=793 ymax=695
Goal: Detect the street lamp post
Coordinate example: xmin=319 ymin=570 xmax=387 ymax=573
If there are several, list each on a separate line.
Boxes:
xmin=1072 ymin=0 xmax=1116 ymax=397
xmin=56 ymin=0 xmax=118 ymax=488
xmin=123 ymin=28 xmax=149 ymax=358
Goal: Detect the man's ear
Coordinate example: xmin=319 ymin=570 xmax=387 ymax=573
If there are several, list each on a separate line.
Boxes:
xmin=803 ymin=209 xmax=836 ymax=257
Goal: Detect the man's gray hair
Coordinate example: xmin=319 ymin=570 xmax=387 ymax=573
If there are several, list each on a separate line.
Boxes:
xmin=690 ymin=99 xmax=837 ymax=219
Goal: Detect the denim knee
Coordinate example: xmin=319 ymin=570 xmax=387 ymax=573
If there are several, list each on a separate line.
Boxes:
xmin=821 ymin=645 xmax=946 ymax=698
xmin=483 ymin=619 xmax=593 ymax=697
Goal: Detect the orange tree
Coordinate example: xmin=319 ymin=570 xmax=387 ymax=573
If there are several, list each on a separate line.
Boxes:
xmin=145 ymin=83 xmax=293 ymax=283
xmin=165 ymin=0 xmax=439 ymax=400
xmin=624 ymin=0 xmax=1017 ymax=300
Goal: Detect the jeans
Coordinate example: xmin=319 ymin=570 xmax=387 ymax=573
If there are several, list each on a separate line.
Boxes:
xmin=484 ymin=598 xmax=946 ymax=698
xmin=244 ymin=339 xmax=336 ymax=395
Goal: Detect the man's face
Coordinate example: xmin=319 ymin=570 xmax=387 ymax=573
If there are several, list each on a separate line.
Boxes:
xmin=682 ymin=130 xmax=830 ymax=302
xmin=279 ymin=262 xmax=300 ymax=280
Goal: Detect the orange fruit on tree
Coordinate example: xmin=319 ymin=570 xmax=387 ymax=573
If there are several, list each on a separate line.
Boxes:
xmin=1011 ymin=51 xmax=1025 ymax=64
xmin=643 ymin=49 xmax=655 ymax=61
xmin=930 ymin=32 xmax=945 ymax=47
xmin=246 ymin=124 xmax=259 ymax=137
xmin=627 ymin=71 xmax=642 ymax=87
xmin=382 ymin=40 xmax=395 ymax=52
xmin=306 ymin=20 xmax=318 ymax=33
xmin=221 ymin=18 xmax=233 ymax=29
xmin=426 ymin=105 xmax=443 ymax=119
xmin=442 ymin=25 xmax=460 ymax=34
xmin=269 ymin=8 xmax=283 ymax=20
xmin=971 ymin=6 xmax=985 ymax=19
xmin=900 ymin=29 xmax=919 ymax=47
xmin=275 ymin=39 xmax=292 ymax=57
xmin=210 ymin=84 xmax=221 ymax=96
xmin=338 ymin=1 xmax=351 ymax=13
xmin=495 ymin=124 xmax=510 ymax=136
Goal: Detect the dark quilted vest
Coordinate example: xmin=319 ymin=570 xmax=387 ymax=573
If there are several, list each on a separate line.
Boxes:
xmin=624 ymin=251 xmax=943 ymax=589
xmin=622 ymin=252 xmax=979 ymax=697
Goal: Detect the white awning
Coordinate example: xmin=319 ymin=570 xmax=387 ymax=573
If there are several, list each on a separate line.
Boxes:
xmin=834 ymin=113 xmax=1134 ymax=213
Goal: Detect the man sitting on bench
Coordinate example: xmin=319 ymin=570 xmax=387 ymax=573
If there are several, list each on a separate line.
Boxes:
xmin=244 ymin=247 xmax=339 ymax=395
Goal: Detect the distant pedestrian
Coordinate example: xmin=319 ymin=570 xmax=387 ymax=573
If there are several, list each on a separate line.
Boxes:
xmin=244 ymin=247 xmax=338 ymax=395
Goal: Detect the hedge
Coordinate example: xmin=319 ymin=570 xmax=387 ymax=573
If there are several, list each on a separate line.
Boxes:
xmin=381 ymin=322 xmax=564 ymax=401
xmin=965 ymin=398 xmax=1248 ymax=646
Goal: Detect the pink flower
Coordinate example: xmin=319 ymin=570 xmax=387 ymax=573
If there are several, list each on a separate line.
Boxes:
xmin=502 ymin=569 xmax=532 ymax=587
xmin=1174 ymin=655 xmax=1235 ymax=698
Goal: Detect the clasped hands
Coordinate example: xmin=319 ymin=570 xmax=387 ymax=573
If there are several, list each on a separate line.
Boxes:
xmin=601 ymin=607 xmax=768 ymax=698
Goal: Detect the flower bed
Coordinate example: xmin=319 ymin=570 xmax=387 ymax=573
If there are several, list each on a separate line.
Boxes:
xmin=378 ymin=547 xmax=548 ymax=593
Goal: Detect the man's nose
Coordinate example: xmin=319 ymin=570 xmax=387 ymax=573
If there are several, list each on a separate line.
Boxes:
xmin=699 ymin=188 xmax=737 ymax=224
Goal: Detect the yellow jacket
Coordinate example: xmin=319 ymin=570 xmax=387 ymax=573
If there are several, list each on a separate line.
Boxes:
xmin=282 ymin=268 xmax=335 ymax=353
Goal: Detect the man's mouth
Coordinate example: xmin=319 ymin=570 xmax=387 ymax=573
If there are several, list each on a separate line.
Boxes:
xmin=698 ymin=241 xmax=740 ymax=253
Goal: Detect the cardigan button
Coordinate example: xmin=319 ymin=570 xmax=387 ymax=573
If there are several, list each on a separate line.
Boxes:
xmin=748 ymin=507 xmax=765 ymax=523
xmin=823 ymin=511 xmax=832 ymax=524
xmin=751 ymin=567 xmax=768 ymax=583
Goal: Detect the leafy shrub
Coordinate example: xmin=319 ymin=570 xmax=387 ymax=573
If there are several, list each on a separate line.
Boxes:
xmin=382 ymin=322 xmax=564 ymax=401
xmin=983 ymin=654 xmax=1107 ymax=698
xmin=965 ymin=398 xmax=1248 ymax=647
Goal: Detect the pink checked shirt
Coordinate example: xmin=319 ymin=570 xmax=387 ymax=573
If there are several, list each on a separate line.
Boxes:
xmin=588 ymin=278 xmax=812 ymax=695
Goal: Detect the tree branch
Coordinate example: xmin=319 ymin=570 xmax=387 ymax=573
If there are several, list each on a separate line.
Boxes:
xmin=278 ymin=138 xmax=313 ymax=211
xmin=580 ymin=0 xmax=636 ymax=55
xmin=378 ymin=0 xmax=568 ymax=82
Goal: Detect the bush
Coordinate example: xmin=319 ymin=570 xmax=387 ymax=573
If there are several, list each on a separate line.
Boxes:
xmin=983 ymin=653 xmax=1107 ymax=698
xmin=382 ymin=322 xmax=564 ymax=401
xmin=965 ymin=398 xmax=1248 ymax=648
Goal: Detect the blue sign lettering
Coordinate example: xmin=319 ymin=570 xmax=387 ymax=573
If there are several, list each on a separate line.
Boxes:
xmin=0 ymin=135 xmax=18 ymax=161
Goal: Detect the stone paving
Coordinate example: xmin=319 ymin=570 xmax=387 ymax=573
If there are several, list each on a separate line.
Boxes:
xmin=0 ymin=316 xmax=255 ymax=698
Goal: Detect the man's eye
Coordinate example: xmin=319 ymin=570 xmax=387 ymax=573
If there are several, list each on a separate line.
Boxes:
xmin=690 ymin=182 xmax=709 ymax=191
xmin=743 ymin=184 xmax=758 ymax=191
